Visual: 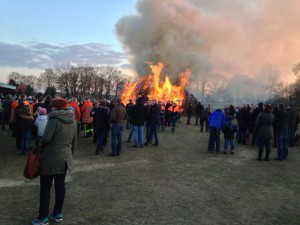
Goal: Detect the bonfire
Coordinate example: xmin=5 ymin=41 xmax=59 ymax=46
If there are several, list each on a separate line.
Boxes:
xmin=121 ymin=63 xmax=190 ymax=111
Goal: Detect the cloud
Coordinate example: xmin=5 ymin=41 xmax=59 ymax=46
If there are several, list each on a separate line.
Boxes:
xmin=0 ymin=41 xmax=127 ymax=69
xmin=115 ymin=0 xmax=300 ymax=83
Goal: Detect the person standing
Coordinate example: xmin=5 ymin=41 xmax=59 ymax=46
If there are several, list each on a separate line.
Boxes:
xmin=207 ymin=108 xmax=226 ymax=153
xmin=222 ymin=115 xmax=237 ymax=154
xmin=69 ymin=97 xmax=81 ymax=136
xmin=195 ymin=102 xmax=204 ymax=126
xmin=145 ymin=100 xmax=160 ymax=146
xmin=200 ymin=107 xmax=210 ymax=132
xmin=81 ymin=97 xmax=93 ymax=138
xmin=94 ymin=100 xmax=110 ymax=155
xmin=32 ymin=98 xmax=77 ymax=225
xmin=125 ymin=99 xmax=134 ymax=129
xmin=287 ymin=104 xmax=300 ymax=147
xmin=254 ymin=104 xmax=274 ymax=161
xmin=186 ymin=102 xmax=193 ymax=125
xmin=273 ymin=104 xmax=289 ymax=160
xmin=108 ymin=98 xmax=127 ymax=156
xmin=1 ymin=94 xmax=13 ymax=130
xmin=131 ymin=98 xmax=147 ymax=148
xmin=34 ymin=108 xmax=48 ymax=146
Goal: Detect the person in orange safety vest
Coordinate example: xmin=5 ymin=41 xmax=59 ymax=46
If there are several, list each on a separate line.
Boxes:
xmin=81 ymin=97 xmax=93 ymax=137
xmin=69 ymin=97 xmax=81 ymax=135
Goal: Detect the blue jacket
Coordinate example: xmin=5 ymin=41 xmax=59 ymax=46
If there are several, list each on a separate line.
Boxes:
xmin=208 ymin=109 xmax=226 ymax=129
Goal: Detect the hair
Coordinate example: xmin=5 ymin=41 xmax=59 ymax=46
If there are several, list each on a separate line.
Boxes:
xmin=264 ymin=104 xmax=272 ymax=113
xmin=50 ymin=98 xmax=69 ymax=110
xmin=23 ymin=105 xmax=31 ymax=115
xmin=116 ymin=97 xmax=122 ymax=104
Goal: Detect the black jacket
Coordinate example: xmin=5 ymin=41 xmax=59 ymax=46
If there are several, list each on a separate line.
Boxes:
xmin=132 ymin=101 xmax=147 ymax=126
xmin=274 ymin=109 xmax=289 ymax=133
xmin=94 ymin=107 xmax=110 ymax=132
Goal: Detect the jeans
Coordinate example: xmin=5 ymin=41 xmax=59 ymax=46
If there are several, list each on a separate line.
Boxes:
xmin=21 ymin=130 xmax=31 ymax=153
xmin=208 ymin=127 xmax=221 ymax=152
xmin=276 ymin=132 xmax=288 ymax=160
xmin=133 ymin=125 xmax=144 ymax=145
xmin=224 ymin=138 xmax=235 ymax=152
xmin=258 ymin=138 xmax=271 ymax=159
xmin=111 ymin=123 xmax=123 ymax=155
xmin=39 ymin=172 xmax=67 ymax=218
xmin=96 ymin=131 xmax=106 ymax=149
xmin=148 ymin=124 xmax=158 ymax=144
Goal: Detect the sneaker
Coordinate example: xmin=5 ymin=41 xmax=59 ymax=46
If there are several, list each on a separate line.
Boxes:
xmin=32 ymin=217 xmax=49 ymax=225
xmin=49 ymin=213 xmax=63 ymax=223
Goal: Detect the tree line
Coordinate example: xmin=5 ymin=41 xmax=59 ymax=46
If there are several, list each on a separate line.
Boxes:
xmin=7 ymin=62 xmax=128 ymax=99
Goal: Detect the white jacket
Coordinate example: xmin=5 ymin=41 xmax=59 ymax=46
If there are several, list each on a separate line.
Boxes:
xmin=34 ymin=115 xmax=48 ymax=136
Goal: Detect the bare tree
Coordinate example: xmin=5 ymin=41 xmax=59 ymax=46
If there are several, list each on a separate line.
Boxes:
xmin=8 ymin=72 xmax=25 ymax=85
xmin=56 ymin=62 xmax=72 ymax=96
xmin=24 ymin=75 xmax=38 ymax=91
xmin=38 ymin=68 xmax=58 ymax=89
xmin=292 ymin=63 xmax=300 ymax=83
xmin=258 ymin=64 xmax=280 ymax=101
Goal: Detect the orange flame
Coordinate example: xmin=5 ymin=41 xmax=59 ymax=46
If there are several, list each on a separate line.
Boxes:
xmin=121 ymin=63 xmax=190 ymax=111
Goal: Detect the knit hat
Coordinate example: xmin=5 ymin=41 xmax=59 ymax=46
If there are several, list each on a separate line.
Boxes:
xmin=50 ymin=98 xmax=69 ymax=110
xmin=40 ymin=108 xmax=47 ymax=115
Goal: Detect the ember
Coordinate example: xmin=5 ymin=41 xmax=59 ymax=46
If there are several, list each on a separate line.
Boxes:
xmin=121 ymin=63 xmax=190 ymax=111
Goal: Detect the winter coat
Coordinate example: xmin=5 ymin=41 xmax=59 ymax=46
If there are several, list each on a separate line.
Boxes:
xmin=208 ymin=109 xmax=226 ymax=129
xmin=40 ymin=110 xmax=77 ymax=175
xmin=131 ymin=101 xmax=147 ymax=126
xmin=287 ymin=108 xmax=299 ymax=130
xmin=201 ymin=109 xmax=211 ymax=119
xmin=110 ymin=103 xmax=127 ymax=124
xmin=94 ymin=106 xmax=110 ymax=132
xmin=255 ymin=112 xmax=274 ymax=139
xmin=273 ymin=109 xmax=289 ymax=133
xmin=81 ymin=100 xmax=93 ymax=124
xmin=17 ymin=113 xmax=34 ymax=132
xmin=69 ymin=102 xmax=81 ymax=121
xmin=223 ymin=117 xmax=237 ymax=139
xmin=149 ymin=104 xmax=160 ymax=125
xmin=34 ymin=115 xmax=48 ymax=136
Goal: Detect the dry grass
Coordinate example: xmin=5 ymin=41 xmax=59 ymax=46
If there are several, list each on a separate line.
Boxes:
xmin=0 ymin=118 xmax=299 ymax=225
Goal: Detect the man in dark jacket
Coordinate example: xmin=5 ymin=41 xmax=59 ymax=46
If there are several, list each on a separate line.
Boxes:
xmin=200 ymin=107 xmax=210 ymax=132
xmin=145 ymin=100 xmax=160 ymax=146
xmin=125 ymin=99 xmax=134 ymax=129
xmin=94 ymin=100 xmax=110 ymax=155
xmin=273 ymin=104 xmax=289 ymax=160
xmin=131 ymin=98 xmax=147 ymax=148
xmin=186 ymin=102 xmax=193 ymax=125
xmin=250 ymin=102 xmax=264 ymax=146
xmin=195 ymin=102 xmax=204 ymax=126
xmin=287 ymin=104 xmax=300 ymax=147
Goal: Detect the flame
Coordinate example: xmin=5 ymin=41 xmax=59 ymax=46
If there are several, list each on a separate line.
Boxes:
xmin=121 ymin=63 xmax=190 ymax=111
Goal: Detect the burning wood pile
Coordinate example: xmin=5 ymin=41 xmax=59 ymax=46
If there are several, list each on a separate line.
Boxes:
xmin=121 ymin=63 xmax=190 ymax=111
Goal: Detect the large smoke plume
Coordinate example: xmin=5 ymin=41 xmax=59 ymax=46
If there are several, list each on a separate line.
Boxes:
xmin=115 ymin=0 xmax=300 ymax=104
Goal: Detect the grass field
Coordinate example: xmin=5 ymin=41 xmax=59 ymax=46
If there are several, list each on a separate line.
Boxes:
xmin=0 ymin=118 xmax=299 ymax=225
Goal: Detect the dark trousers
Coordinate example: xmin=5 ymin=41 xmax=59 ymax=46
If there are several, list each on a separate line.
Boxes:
xmin=258 ymin=138 xmax=271 ymax=159
xmin=39 ymin=172 xmax=67 ymax=218
xmin=208 ymin=127 xmax=221 ymax=152
xmin=200 ymin=118 xmax=208 ymax=131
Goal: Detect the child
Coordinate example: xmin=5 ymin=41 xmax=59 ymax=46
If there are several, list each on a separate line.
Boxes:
xmin=34 ymin=108 xmax=48 ymax=146
xmin=222 ymin=115 xmax=237 ymax=154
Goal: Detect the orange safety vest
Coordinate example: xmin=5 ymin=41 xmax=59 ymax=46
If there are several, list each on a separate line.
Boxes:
xmin=70 ymin=102 xmax=81 ymax=121
xmin=81 ymin=100 xmax=93 ymax=124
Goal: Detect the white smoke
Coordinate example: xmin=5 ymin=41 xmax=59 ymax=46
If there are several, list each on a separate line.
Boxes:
xmin=115 ymin=0 xmax=300 ymax=84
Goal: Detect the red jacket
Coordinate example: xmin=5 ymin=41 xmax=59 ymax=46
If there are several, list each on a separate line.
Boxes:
xmin=81 ymin=100 xmax=93 ymax=124
xmin=69 ymin=102 xmax=81 ymax=121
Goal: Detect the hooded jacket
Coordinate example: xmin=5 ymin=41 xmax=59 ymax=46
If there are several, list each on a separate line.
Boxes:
xmin=208 ymin=109 xmax=226 ymax=129
xmin=34 ymin=114 xmax=48 ymax=136
xmin=40 ymin=110 xmax=77 ymax=175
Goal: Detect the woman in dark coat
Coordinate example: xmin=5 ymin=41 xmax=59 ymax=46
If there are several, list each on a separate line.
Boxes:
xmin=32 ymin=98 xmax=77 ymax=225
xmin=254 ymin=104 xmax=274 ymax=161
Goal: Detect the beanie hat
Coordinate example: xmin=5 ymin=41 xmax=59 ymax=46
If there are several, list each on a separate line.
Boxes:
xmin=40 ymin=108 xmax=47 ymax=115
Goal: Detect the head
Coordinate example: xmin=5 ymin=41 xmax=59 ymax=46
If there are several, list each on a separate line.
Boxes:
xmin=39 ymin=108 xmax=47 ymax=115
xmin=50 ymin=98 xmax=69 ymax=110
xmin=278 ymin=103 xmax=284 ymax=110
xmin=263 ymin=104 xmax=272 ymax=113
xmin=116 ymin=97 xmax=122 ymax=104
xmin=23 ymin=105 xmax=31 ymax=115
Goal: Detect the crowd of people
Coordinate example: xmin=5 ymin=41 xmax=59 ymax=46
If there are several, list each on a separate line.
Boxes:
xmin=0 ymin=93 xmax=299 ymax=225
